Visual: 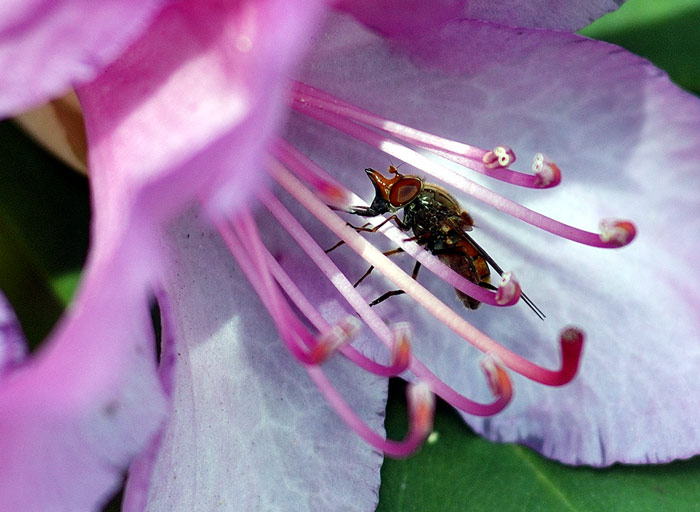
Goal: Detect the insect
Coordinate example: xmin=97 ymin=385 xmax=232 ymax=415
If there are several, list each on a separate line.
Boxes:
xmin=342 ymin=165 xmax=544 ymax=319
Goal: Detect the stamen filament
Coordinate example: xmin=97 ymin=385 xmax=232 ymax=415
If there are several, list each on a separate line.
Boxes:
xmin=293 ymin=81 xmax=485 ymax=160
xmin=264 ymin=249 xmax=410 ymax=377
xmin=259 ymin=188 xmax=513 ymax=415
xmin=291 ymin=93 xmax=635 ymax=249
xmin=215 ymin=215 xmax=334 ymax=365
xmin=269 ymin=159 xmax=583 ymax=386
xmin=219 ymin=206 xmax=434 ymax=456
xmin=292 ymin=82 xmax=551 ymax=188
xmin=306 ymin=365 xmax=432 ymax=458
xmin=274 ymin=140 xmax=519 ymax=308
xmin=273 ymin=138 xmax=354 ymax=207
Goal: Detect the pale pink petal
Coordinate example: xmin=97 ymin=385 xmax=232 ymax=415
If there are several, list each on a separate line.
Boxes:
xmin=0 ymin=0 xmax=166 ymax=117
xmin=78 ymin=0 xmax=326 ymax=245
xmin=0 ymin=246 xmax=168 ymax=511
xmin=335 ymin=0 xmax=624 ymax=36
xmin=123 ymin=210 xmax=386 ymax=512
xmin=282 ymin=14 xmax=700 ymax=465
xmin=463 ymin=0 xmax=626 ymax=30
xmin=334 ymin=0 xmax=466 ymax=37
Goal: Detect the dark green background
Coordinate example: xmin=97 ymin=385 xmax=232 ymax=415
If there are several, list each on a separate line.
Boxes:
xmin=1 ymin=0 xmax=698 ymax=510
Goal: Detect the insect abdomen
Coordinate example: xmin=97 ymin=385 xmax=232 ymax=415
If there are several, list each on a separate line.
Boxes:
xmin=438 ymin=242 xmax=491 ymax=310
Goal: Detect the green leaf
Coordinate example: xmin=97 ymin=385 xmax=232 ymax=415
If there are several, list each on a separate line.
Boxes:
xmin=379 ymin=381 xmax=700 ymax=512
xmin=0 ymin=214 xmax=64 ymax=346
xmin=581 ymin=0 xmax=700 ymax=95
xmin=0 ymin=121 xmax=91 ymax=344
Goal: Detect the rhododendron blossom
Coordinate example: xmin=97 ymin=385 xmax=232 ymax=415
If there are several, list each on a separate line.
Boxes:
xmin=2 ymin=0 xmax=700 ymax=511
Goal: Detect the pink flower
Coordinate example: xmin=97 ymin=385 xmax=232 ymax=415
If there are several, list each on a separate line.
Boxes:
xmin=3 ymin=0 xmax=700 ymax=510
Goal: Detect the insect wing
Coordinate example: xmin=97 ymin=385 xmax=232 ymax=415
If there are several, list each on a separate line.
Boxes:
xmin=437 ymin=250 xmax=484 ymax=310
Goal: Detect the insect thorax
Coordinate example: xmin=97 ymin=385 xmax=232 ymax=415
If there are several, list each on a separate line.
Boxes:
xmin=403 ymin=188 xmax=463 ymax=250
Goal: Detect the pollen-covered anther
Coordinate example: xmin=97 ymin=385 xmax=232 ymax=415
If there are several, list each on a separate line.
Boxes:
xmin=310 ymin=318 xmax=357 ymax=363
xmin=532 ymin=153 xmax=562 ymax=188
xmin=480 ymin=355 xmax=512 ymax=398
xmin=337 ymin=315 xmax=362 ymax=339
xmin=294 ymin=173 xmax=356 ymax=212
xmin=494 ymin=271 xmax=521 ymax=306
xmin=270 ymin=141 xmax=356 ymax=211
xmin=390 ymin=322 xmax=412 ymax=369
xmin=599 ymin=219 xmax=637 ymax=247
xmin=319 ymin=182 xmax=355 ymax=208
xmin=482 ymin=145 xmax=516 ymax=169
xmin=561 ymin=327 xmax=584 ymax=345
xmin=407 ymin=382 xmax=435 ymax=436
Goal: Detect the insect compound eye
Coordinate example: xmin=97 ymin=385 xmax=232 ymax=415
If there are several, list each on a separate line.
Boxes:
xmin=389 ymin=177 xmax=422 ymax=207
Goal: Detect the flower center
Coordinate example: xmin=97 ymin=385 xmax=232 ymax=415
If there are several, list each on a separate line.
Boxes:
xmin=214 ymin=82 xmax=635 ymax=457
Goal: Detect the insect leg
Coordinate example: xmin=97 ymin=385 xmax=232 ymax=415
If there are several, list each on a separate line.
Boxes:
xmin=325 ymin=222 xmax=371 ymax=253
xmin=325 ymin=239 xmax=346 ymax=254
xmin=325 ymin=215 xmax=407 ymax=253
xmin=411 ymin=260 xmax=422 ymax=280
xmin=351 ymin=215 xmax=405 ymax=232
xmin=369 ymin=290 xmax=405 ymax=307
xmin=354 ymin=248 xmax=404 ymax=287
xmin=402 ymin=233 xmax=431 ymax=244
xmin=368 ymin=260 xmax=421 ymax=307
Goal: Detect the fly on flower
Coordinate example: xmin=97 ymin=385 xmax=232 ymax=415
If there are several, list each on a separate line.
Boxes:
xmin=340 ymin=165 xmax=545 ymax=318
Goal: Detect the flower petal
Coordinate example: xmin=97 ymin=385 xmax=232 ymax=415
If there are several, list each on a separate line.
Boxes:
xmin=78 ymin=0 xmax=326 ymax=237
xmin=335 ymin=0 xmax=624 ymax=36
xmin=463 ymin=0 xmax=626 ymax=30
xmin=285 ymin=14 xmax=700 ymax=465
xmin=334 ymin=0 xmax=467 ymax=37
xmin=123 ymin=210 xmax=386 ymax=511
xmin=0 ymin=291 xmax=27 ymax=373
xmin=0 ymin=0 xmax=166 ymax=117
xmin=0 ymin=247 xmax=167 ymax=511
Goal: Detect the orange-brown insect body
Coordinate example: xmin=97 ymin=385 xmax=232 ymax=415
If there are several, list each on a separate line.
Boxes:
xmin=352 ymin=166 xmax=491 ymax=309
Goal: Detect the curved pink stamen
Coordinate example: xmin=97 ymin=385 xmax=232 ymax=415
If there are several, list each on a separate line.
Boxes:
xmin=218 ymin=209 xmax=440 ymax=456
xmin=274 ymin=141 xmax=519 ymax=308
xmin=292 ymin=81 xmax=484 ymax=159
xmin=215 ymin=214 xmax=337 ymax=366
xmin=292 ymin=82 xmax=550 ymax=189
xmin=532 ymin=153 xmax=562 ymax=188
xmin=269 ymin=160 xmax=583 ymax=386
xmin=272 ymin=138 xmax=353 ymax=208
xmin=481 ymin=355 xmax=514 ymax=400
xmin=263 ymin=249 xmax=411 ymax=377
xmin=306 ymin=365 xmax=433 ymax=458
xmin=482 ymin=146 xmax=516 ymax=169
xmin=410 ymin=356 xmax=512 ymax=416
xmin=259 ymin=187 xmax=513 ymax=414
xmin=494 ymin=272 xmax=519 ymax=305
xmin=291 ymin=94 xmax=636 ymax=249
xmin=600 ymin=219 xmax=637 ymax=248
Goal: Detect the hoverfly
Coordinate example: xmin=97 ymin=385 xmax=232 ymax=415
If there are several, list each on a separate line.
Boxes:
xmin=344 ymin=166 xmax=544 ymax=319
